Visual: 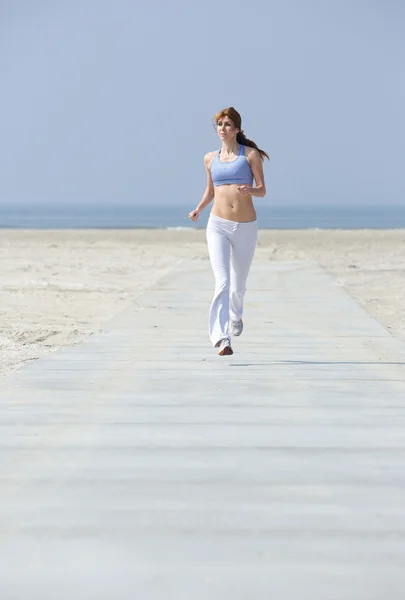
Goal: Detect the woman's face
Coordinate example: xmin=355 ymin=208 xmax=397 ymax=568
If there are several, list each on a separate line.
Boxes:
xmin=217 ymin=116 xmax=239 ymax=140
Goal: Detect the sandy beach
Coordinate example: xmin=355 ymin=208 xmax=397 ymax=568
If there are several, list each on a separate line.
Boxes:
xmin=1 ymin=228 xmax=404 ymax=377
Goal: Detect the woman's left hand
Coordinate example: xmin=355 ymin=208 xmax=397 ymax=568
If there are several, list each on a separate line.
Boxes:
xmin=237 ymin=185 xmax=252 ymax=195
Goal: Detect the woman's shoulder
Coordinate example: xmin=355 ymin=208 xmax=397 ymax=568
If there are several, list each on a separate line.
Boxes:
xmin=244 ymin=146 xmax=259 ymax=158
xmin=244 ymin=146 xmax=261 ymax=166
xmin=204 ymin=150 xmax=217 ymax=167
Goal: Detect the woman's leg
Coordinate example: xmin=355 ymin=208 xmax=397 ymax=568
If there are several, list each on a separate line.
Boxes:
xmin=206 ymin=223 xmax=231 ymax=346
xmin=229 ymin=222 xmax=258 ymax=322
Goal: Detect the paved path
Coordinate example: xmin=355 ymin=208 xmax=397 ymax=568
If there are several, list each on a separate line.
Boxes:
xmin=1 ymin=260 xmax=405 ymax=599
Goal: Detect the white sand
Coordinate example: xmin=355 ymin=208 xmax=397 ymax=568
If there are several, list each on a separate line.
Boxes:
xmin=1 ymin=229 xmax=404 ymax=377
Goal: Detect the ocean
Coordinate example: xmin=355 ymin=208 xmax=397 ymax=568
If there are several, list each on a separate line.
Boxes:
xmin=0 ymin=204 xmax=404 ymax=230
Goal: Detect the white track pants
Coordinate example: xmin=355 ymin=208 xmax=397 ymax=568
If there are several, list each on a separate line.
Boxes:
xmin=206 ymin=214 xmax=258 ymax=346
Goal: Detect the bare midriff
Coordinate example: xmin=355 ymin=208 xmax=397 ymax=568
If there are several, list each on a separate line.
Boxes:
xmin=210 ymin=184 xmax=257 ymax=223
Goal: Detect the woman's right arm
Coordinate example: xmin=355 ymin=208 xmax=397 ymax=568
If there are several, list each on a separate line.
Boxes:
xmin=189 ymin=153 xmax=215 ymax=221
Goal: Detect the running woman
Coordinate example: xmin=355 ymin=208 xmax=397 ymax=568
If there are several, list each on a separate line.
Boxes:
xmin=189 ymin=107 xmax=269 ymax=355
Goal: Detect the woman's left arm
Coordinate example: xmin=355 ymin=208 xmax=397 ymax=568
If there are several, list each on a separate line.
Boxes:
xmin=238 ymin=149 xmax=267 ymax=197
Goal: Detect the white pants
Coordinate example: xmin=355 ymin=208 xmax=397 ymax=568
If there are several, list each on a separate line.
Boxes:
xmin=206 ymin=214 xmax=258 ymax=346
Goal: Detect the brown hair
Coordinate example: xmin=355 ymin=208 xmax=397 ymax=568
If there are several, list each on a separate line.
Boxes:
xmin=213 ymin=106 xmax=270 ymax=161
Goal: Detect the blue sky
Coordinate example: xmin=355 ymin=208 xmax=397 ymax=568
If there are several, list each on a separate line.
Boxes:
xmin=1 ymin=0 xmax=404 ymax=207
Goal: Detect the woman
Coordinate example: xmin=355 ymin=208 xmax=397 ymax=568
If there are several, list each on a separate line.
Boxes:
xmin=189 ymin=106 xmax=269 ymax=356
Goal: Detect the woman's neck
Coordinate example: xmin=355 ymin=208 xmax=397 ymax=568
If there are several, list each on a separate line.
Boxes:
xmin=220 ymin=140 xmax=239 ymax=156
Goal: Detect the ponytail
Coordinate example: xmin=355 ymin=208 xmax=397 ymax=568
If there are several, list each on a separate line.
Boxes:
xmin=237 ymin=130 xmax=270 ymax=161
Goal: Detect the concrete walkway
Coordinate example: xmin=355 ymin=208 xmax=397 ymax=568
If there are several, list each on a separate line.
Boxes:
xmin=1 ymin=260 xmax=405 ymax=599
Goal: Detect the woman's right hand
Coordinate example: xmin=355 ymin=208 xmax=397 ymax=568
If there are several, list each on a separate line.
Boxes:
xmin=189 ymin=209 xmax=200 ymax=221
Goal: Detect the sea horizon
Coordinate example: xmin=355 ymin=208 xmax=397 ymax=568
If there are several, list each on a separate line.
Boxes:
xmin=0 ymin=204 xmax=405 ymax=230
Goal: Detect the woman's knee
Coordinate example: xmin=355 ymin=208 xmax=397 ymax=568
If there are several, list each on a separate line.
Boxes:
xmin=232 ymin=282 xmax=246 ymax=296
xmin=215 ymin=276 xmax=230 ymax=294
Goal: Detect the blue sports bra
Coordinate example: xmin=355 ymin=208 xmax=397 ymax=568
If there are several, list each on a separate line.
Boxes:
xmin=210 ymin=144 xmax=254 ymax=187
